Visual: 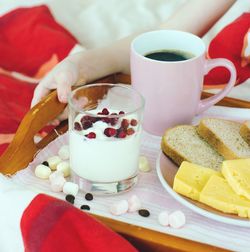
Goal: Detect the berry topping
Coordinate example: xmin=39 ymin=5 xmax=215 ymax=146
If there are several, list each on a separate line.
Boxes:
xmin=121 ymin=119 xmax=129 ymax=129
xmin=82 ymin=120 xmax=93 ymax=130
xmin=101 ymin=108 xmax=109 ymax=115
xmin=81 ymin=115 xmax=92 ymax=122
xmin=119 ymin=111 xmax=125 ymax=115
xmin=117 ymin=130 xmax=126 ymax=138
xmin=127 ymin=128 xmax=135 ymax=135
xmin=85 ymin=132 xmax=96 ymax=139
xmin=101 ymin=117 xmax=111 ymax=124
xmin=104 ymin=127 xmax=117 ymax=137
xmin=110 ymin=117 xmax=118 ymax=126
xmin=110 ymin=113 xmax=118 ymax=126
xmin=74 ymin=122 xmax=82 ymax=131
xmin=130 ymin=119 xmax=138 ymax=126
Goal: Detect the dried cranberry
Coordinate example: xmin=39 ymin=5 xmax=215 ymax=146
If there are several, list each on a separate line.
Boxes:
xmin=85 ymin=132 xmax=96 ymax=139
xmin=74 ymin=122 xmax=82 ymax=131
xmin=117 ymin=130 xmax=126 ymax=138
xmin=81 ymin=120 xmax=92 ymax=130
xmin=127 ymin=128 xmax=135 ymax=135
xmin=119 ymin=111 xmax=125 ymax=115
xmin=101 ymin=108 xmax=109 ymax=115
xmin=81 ymin=115 xmax=92 ymax=122
xmin=104 ymin=128 xmax=117 ymax=137
xmin=101 ymin=117 xmax=111 ymax=124
xmin=121 ymin=119 xmax=129 ymax=129
xmin=130 ymin=119 xmax=138 ymax=126
xmin=110 ymin=117 xmax=118 ymax=126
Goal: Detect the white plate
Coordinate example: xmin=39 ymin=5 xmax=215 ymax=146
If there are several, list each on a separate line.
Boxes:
xmin=156 ymin=151 xmax=250 ymax=227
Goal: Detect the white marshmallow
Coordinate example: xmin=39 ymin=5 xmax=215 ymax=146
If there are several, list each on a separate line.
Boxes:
xmin=35 ymin=164 xmax=52 ymax=179
xmin=58 ymin=145 xmax=70 ymax=160
xmin=158 ymin=211 xmax=169 ymax=226
xmin=169 ymin=210 xmax=186 ymax=229
xmin=57 ymin=161 xmax=70 ymax=177
xmin=110 ymin=200 xmax=129 ymax=215
xmin=63 ymin=182 xmax=79 ymax=196
xmin=128 ymin=195 xmax=141 ymax=212
xmin=139 ymin=156 xmax=151 ymax=172
xmin=47 ymin=156 xmax=62 ymax=171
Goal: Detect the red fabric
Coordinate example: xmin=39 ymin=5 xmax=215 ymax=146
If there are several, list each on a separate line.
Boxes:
xmin=21 ymin=194 xmax=137 ymax=252
xmin=205 ymin=13 xmax=250 ymax=85
xmin=0 ymin=5 xmax=77 ymax=76
xmin=0 ymin=5 xmax=77 ymax=155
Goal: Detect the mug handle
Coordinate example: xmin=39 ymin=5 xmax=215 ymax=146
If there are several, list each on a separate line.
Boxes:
xmin=197 ymin=58 xmax=237 ymax=114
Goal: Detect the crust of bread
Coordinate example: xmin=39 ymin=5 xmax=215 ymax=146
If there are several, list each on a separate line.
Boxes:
xmin=161 ymin=127 xmax=186 ymax=166
xmin=240 ymin=121 xmax=250 ymax=145
xmin=197 ymin=119 xmax=240 ymax=160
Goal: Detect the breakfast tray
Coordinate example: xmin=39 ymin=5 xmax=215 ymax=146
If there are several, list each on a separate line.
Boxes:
xmin=1 ymin=74 xmax=250 ymax=252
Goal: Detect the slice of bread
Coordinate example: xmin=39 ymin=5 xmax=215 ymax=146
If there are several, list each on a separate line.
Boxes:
xmin=197 ymin=118 xmax=250 ymax=159
xmin=161 ymin=125 xmax=223 ymax=170
xmin=240 ymin=121 xmax=250 ymax=145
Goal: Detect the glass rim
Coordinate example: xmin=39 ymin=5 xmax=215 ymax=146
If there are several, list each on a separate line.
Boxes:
xmin=68 ymin=83 xmax=145 ymax=117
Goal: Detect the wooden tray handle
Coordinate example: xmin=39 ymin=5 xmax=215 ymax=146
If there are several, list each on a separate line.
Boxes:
xmin=0 ymin=91 xmax=67 ymax=174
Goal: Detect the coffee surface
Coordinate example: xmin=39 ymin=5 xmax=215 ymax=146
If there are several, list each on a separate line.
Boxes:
xmin=145 ymin=50 xmax=194 ymax=62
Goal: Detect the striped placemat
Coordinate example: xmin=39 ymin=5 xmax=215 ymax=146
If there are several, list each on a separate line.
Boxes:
xmin=12 ymin=106 xmax=250 ymax=252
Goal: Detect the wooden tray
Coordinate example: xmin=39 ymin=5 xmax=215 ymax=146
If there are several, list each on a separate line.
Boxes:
xmin=1 ymin=73 xmax=249 ymax=252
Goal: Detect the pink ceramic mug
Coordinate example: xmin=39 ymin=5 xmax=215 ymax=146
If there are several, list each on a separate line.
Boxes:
xmin=130 ymin=30 xmax=237 ymax=136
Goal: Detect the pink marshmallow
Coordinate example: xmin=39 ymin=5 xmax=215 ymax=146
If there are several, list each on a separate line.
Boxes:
xmin=110 ymin=200 xmax=129 ymax=216
xmin=49 ymin=170 xmax=64 ymax=182
xmin=128 ymin=195 xmax=141 ymax=212
xmin=49 ymin=171 xmax=66 ymax=192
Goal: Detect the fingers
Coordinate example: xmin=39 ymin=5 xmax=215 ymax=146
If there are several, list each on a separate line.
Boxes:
xmin=56 ymin=71 xmax=73 ymax=103
xmin=31 ymin=58 xmax=80 ymax=107
xmin=31 ymin=83 xmax=51 ymax=107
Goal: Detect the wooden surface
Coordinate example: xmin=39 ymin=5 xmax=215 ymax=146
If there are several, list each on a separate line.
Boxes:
xmin=1 ymin=73 xmax=246 ymax=251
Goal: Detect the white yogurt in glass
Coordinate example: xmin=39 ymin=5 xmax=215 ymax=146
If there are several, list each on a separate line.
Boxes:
xmin=69 ymin=110 xmax=142 ymax=182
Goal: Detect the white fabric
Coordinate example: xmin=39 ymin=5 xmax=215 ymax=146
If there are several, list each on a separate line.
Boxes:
xmin=0 ymin=0 xmax=186 ymax=49
xmin=0 ymin=175 xmax=38 ymax=252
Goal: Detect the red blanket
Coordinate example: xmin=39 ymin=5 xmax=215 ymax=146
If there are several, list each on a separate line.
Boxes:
xmin=0 ymin=5 xmax=77 ymax=154
xmin=21 ymin=194 xmax=137 ymax=252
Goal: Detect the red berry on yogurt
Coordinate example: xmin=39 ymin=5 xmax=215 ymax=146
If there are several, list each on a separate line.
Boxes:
xmin=127 ymin=128 xmax=135 ymax=135
xmin=101 ymin=108 xmax=109 ymax=115
xmin=121 ymin=119 xmax=129 ymax=129
xmin=117 ymin=130 xmax=126 ymax=138
xmin=82 ymin=120 xmax=93 ymax=130
xmin=74 ymin=122 xmax=82 ymax=131
xmin=130 ymin=119 xmax=138 ymax=126
xmin=85 ymin=132 xmax=96 ymax=139
xmin=119 ymin=111 xmax=125 ymax=115
xmin=104 ymin=128 xmax=117 ymax=137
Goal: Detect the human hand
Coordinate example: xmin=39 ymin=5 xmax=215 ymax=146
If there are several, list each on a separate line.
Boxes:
xmin=31 ymin=56 xmax=82 ymax=107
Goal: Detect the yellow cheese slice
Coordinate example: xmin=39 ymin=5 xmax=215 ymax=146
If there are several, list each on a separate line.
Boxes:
xmin=222 ymin=159 xmax=250 ymax=200
xmin=200 ymin=175 xmax=250 ymax=218
xmin=173 ymin=161 xmax=221 ymax=200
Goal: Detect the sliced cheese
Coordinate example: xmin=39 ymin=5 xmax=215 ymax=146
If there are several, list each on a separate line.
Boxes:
xmin=200 ymin=175 xmax=250 ymax=218
xmin=222 ymin=159 xmax=250 ymax=200
xmin=173 ymin=161 xmax=221 ymax=201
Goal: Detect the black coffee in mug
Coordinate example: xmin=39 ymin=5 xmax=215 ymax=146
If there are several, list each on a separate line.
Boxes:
xmin=145 ymin=49 xmax=194 ymax=62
